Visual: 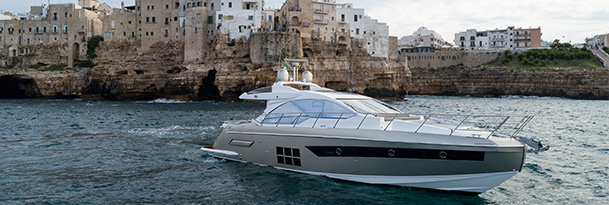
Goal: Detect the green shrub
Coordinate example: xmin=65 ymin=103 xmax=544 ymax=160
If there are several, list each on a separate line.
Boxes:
xmin=87 ymin=36 xmax=104 ymax=59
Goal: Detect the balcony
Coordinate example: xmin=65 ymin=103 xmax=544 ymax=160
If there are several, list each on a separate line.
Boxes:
xmin=313 ymin=9 xmax=328 ymax=14
xmin=313 ymin=19 xmax=328 ymax=25
xmin=514 ymin=38 xmax=531 ymax=41
xmin=338 ymin=20 xmax=346 ymax=24
xmin=491 ymin=38 xmax=506 ymax=41
xmin=289 ymin=21 xmax=301 ymax=26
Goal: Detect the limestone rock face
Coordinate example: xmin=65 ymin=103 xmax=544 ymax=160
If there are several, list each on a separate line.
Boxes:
xmin=409 ymin=66 xmax=609 ymax=99
xmin=76 ymin=33 xmax=411 ymax=101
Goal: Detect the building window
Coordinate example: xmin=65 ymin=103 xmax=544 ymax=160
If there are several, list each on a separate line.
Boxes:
xmin=146 ymin=17 xmax=149 ymax=23
xmin=208 ymin=16 xmax=213 ymax=24
xmin=64 ymin=25 xmax=68 ymax=33
xmin=128 ymin=21 xmax=132 ymax=24
xmin=36 ymin=27 xmax=39 ymax=33
xmin=43 ymin=27 xmax=47 ymax=33
xmin=152 ymin=17 xmax=156 ymax=23
xmin=218 ymin=14 xmax=223 ymax=20
xmin=356 ymin=28 xmax=359 ymax=35
xmin=229 ymin=2 xmax=232 ymax=8
xmin=53 ymin=12 xmax=57 ymax=20
xmin=460 ymin=36 xmax=465 ymax=41
xmin=354 ymin=15 xmax=358 ymax=22
xmin=470 ymin=36 xmax=475 ymax=40
xmin=65 ymin=12 xmax=68 ymax=17
xmin=165 ymin=18 xmax=169 ymax=25
xmin=151 ymin=32 xmax=154 ymax=36
xmin=166 ymin=4 xmax=169 ymax=9
xmin=187 ymin=3 xmax=191 ymax=7
xmin=248 ymin=16 xmax=253 ymax=20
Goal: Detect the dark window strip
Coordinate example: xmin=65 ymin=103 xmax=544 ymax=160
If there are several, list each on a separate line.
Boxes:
xmin=306 ymin=146 xmax=485 ymax=161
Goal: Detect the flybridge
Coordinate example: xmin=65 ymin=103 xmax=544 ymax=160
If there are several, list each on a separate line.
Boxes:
xmin=239 ymin=58 xmax=333 ymax=101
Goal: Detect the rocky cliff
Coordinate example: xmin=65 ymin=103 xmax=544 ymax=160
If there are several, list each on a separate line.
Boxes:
xmin=1 ymin=33 xmax=410 ymax=100
xmin=409 ymin=66 xmax=609 ymax=100
xmin=3 ymin=33 xmax=609 ymax=101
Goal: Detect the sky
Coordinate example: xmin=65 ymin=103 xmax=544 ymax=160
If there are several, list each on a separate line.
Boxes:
xmin=3 ymin=0 xmax=609 ymax=43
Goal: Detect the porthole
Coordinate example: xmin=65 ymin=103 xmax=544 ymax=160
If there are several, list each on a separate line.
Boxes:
xmin=439 ymin=151 xmax=448 ymax=159
xmin=336 ymin=148 xmax=342 ymax=155
xmin=388 ymin=149 xmax=395 ymax=157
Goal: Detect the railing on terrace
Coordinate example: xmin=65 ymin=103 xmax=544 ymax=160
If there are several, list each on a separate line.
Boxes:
xmin=256 ymin=112 xmax=533 ymax=139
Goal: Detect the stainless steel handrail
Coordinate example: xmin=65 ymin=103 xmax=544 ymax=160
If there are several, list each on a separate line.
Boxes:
xmin=256 ymin=112 xmax=533 ymax=138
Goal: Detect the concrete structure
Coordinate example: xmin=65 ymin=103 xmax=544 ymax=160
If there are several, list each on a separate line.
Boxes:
xmin=455 ymin=26 xmax=542 ymax=52
xmin=398 ymin=26 xmax=451 ymax=49
xmin=79 ymin=0 xmax=102 ymax=9
xmin=337 ymin=3 xmax=388 ymax=57
xmin=586 ymin=33 xmax=609 ymax=49
xmin=208 ymin=0 xmax=263 ymax=40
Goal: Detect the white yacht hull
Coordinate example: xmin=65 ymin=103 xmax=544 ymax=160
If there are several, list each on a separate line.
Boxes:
xmin=277 ymin=167 xmax=518 ymax=193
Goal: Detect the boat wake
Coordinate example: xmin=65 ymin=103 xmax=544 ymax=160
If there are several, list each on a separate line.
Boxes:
xmin=515 ymin=136 xmax=550 ymax=153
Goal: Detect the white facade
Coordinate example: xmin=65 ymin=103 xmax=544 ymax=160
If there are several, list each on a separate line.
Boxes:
xmin=337 ymin=3 xmax=388 ymax=58
xmin=209 ymin=0 xmax=263 ymax=39
xmin=398 ymin=26 xmax=450 ymax=49
xmin=0 ymin=14 xmax=13 ymax=20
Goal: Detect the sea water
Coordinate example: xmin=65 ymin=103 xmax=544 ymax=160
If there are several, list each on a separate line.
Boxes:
xmin=0 ymin=97 xmax=607 ymax=204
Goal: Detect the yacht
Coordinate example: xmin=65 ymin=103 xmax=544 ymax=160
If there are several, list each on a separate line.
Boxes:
xmin=201 ymin=61 xmax=533 ymax=193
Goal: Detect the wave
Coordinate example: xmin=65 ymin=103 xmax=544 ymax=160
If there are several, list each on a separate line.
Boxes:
xmin=146 ymin=98 xmax=192 ymax=104
xmin=128 ymin=125 xmax=217 ymax=137
xmin=501 ymin=95 xmax=565 ymax=100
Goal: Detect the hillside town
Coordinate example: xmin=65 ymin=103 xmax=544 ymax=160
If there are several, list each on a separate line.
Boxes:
xmin=4 ymin=0 xmax=607 ymax=69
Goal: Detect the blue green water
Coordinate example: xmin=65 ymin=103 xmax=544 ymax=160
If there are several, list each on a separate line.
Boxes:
xmin=0 ymin=96 xmax=607 ymax=204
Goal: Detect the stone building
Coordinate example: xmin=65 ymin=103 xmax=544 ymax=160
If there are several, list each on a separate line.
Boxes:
xmin=398 ymin=26 xmax=451 ymax=49
xmin=135 ymin=0 xmax=184 ymax=52
xmin=101 ymin=5 xmax=137 ymax=42
xmin=260 ymin=8 xmax=276 ymax=32
xmin=0 ymin=3 xmax=103 ymax=67
xmin=278 ymin=0 xmax=313 ymax=38
xmin=337 ymin=3 xmax=388 ymax=57
xmin=454 ymin=26 xmax=542 ymax=51
xmin=183 ymin=0 xmax=209 ymax=63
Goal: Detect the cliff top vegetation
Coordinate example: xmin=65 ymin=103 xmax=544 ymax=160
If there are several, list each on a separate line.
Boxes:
xmin=491 ymin=41 xmax=602 ymax=69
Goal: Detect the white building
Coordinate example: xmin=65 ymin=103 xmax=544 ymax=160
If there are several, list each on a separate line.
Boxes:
xmin=398 ymin=26 xmax=450 ymax=49
xmin=337 ymin=3 xmax=388 ymax=58
xmin=208 ymin=0 xmax=263 ymax=39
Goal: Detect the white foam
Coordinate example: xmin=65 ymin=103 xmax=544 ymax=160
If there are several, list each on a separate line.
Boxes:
xmin=147 ymin=98 xmax=191 ymax=104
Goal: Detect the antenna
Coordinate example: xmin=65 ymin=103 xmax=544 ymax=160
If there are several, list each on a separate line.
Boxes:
xmin=283 ymin=58 xmax=308 ymax=81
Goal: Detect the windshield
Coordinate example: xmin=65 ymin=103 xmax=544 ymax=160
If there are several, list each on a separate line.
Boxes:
xmin=339 ymin=99 xmax=401 ymax=114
